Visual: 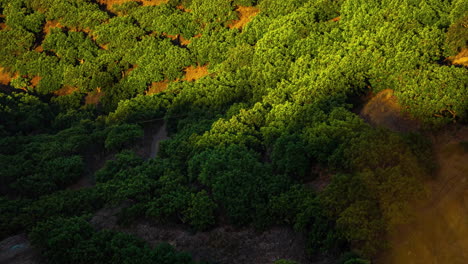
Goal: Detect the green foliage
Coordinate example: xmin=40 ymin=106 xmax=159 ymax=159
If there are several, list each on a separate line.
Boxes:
xmin=184 ymin=190 xmax=217 ymax=230
xmin=104 ymin=124 xmax=144 ymax=150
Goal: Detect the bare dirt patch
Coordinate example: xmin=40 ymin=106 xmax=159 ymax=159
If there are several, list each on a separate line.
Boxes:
xmin=43 ymin=20 xmax=63 ymax=34
xmin=29 ymin=76 xmax=41 ymax=88
xmin=0 ymin=234 xmax=39 ymax=264
xmin=0 ymin=23 xmax=6 ymax=30
xmin=360 ymin=89 xmax=420 ymax=132
xmin=53 ymin=85 xmax=79 ymax=96
xmin=380 ymin=126 xmax=468 ymax=264
xmin=85 ymin=87 xmax=105 ymax=105
xmin=447 ymin=48 xmax=468 ymax=67
xmin=183 ymin=65 xmax=209 ymax=81
xmin=91 ymin=205 xmax=316 ymax=264
xmin=0 ymin=67 xmax=13 ymax=85
xmin=228 ymin=6 xmax=260 ymax=30
xmin=146 ymin=81 xmax=168 ymax=95
xmin=162 ymin=33 xmax=191 ymax=46
xmin=330 ymin=16 xmax=341 ymax=22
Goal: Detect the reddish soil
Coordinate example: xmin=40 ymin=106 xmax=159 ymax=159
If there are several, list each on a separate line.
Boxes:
xmin=183 ymin=65 xmax=209 ymax=81
xmin=146 ymin=81 xmax=168 ymax=95
xmin=85 ymin=87 xmax=105 ymax=105
xmin=228 ymin=6 xmax=260 ymax=30
xmin=360 ymin=89 xmax=420 ymax=132
xmin=330 ymin=16 xmax=341 ymax=22
xmin=381 ymin=126 xmax=468 ymax=264
xmin=0 ymin=23 xmax=6 ymax=30
xmin=53 ymin=86 xmax=79 ymax=96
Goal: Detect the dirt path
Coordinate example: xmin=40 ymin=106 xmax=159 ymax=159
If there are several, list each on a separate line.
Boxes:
xmin=381 ymin=126 xmax=468 ymax=264
xmin=149 ymin=121 xmax=169 ymax=158
xmin=0 ymin=234 xmax=39 ymax=264
xmin=91 ymin=204 xmax=327 ymax=264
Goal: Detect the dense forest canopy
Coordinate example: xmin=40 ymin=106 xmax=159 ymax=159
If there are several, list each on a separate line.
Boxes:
xmin=0 ymin=0 xmax=467 ymax=263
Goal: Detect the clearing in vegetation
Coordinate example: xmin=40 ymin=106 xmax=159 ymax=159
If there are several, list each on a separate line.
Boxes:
xmin=360 ymin=89 xmax=420 ymax=132
xmin=228 ymin=6 xmax=260 ymax=30
xmin=85 ymin=87 xmax=105 ymax=105
xmin=183 ymin=65 xmax=209 ymax=81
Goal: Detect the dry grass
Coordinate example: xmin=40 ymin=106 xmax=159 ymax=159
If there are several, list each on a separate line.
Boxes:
xmin=360 ymin=89 xmax=420 ymax=132
xmin=30 ymin=76 xmax=41 ymax=87
xmin=0 ymin=67 xmax=13 ymax=85
xmin=228 ymin=6 xmax=260 ymax=30
xmin=43 ymin=20 xmax=63 ymax=34
xmin=162 ymin=33 xmax=191 ymax=46
xmin=85 ymin=87 xmax=105 ymax=105
xmin=53 ymin=86 xmax=79 ymax=96
xmin=183 ymin=65 xmax=209 ymax=81
xmin=448 ymin=48 xmax=468 ymax=67
xmin=146 ymin=81 xmax=168 ymax=95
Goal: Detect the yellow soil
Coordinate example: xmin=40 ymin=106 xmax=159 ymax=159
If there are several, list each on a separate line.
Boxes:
xmin=183 ymin=65 xmax=209 ymax=81
xmin=53 ymin=86 xmax=79 ymax=96
xmin=360 ymin=89 xmax=420 ymax=132
xmin=382 ymin=127 xmax=468 ymax=264
xmin=43 ymin=20 xmax=63 ymax=34
xmin=0 ymin=67 xmax=13 ymax=85
xmin=228 ymin=6 xmax=260 ymax=30
xmin=448 ymin=48 xmax=468 ymax=67
xmin=146 ymin=81 xmax=168 ymax=95
xmin=85 ymin=87 xmax=105 ymax=105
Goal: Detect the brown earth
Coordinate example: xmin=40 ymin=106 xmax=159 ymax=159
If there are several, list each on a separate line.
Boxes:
xmin=380 ymin=126 xmax=468 ymax=264
xmin=85 ymin=87 xmax=105 ymax=105
xmin=0 ymin=67 xmax=13 ymax=85
xmin=183 ymin=65 xmax=209 ymax=81
xmin=43 ymin=20 xmax=63 ymax=34
xmin=162 ymin=33 xmax=191 ymax=46
xmin=53 ymin=85 xmax=79 ymax=96
xmin=146 ymin=81 xmax=168 ymax=95
xmin=29 ymin=76 xmax=41 ymax=88
xmin=330 ymin=16 xmax=341 ymax=22
xmin=0 ymin=23 xmax=6 ymax=30
xmin=447 ymin=48 xmax=468 ymax=67
xmin=360 ymin=89 xmax=420 ymax=132
xmin=228 ymin=6 xmax=260 ymax=30
xmin=91 ymin=204 xmax=326 ymax=264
